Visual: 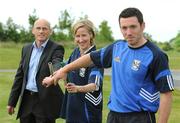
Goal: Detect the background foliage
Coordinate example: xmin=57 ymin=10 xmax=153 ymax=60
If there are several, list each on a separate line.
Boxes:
xmin=0 ymin=8 xmax=180 ymax=123
xmin=0 ymin=9 xmax=180 ymax=52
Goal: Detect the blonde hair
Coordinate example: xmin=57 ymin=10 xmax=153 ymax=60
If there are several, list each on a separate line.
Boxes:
xmin=72 ymin=19 xmax=95 ymax=44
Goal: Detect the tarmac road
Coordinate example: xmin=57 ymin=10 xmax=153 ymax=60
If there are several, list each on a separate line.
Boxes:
xmin=0 ymin=69 xmax=179 ymax=89
xmin=104 ymin=68 xmax=180 ymax=89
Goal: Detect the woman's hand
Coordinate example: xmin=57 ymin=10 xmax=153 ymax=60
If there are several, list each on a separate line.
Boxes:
xmin=66 ymin=83 xmax=79 ymax=93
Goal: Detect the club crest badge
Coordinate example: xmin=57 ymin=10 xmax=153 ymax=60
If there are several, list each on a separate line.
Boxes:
xmin=79 ymin=68 xmax=86 ymax=77
xmin=131 ymin=59 xmax=141 ymax=71
xmin=114 ymin=56 xmax=120 ymax=62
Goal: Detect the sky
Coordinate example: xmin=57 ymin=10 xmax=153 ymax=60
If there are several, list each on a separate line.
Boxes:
xmin=0 ymin=0 xmax=180 ymax=42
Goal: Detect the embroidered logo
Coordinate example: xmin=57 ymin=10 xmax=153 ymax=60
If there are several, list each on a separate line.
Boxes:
xmin=79 ymin=68 xmax=86 ymax=77
xmin=114 ymin=56 xmax=120 ymax=62
xmin=131 ymin=59 xmax=141 ymax=71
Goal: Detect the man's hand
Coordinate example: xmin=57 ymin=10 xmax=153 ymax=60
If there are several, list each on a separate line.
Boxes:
xmin=7 ymin=105 xmax=15 ymax=115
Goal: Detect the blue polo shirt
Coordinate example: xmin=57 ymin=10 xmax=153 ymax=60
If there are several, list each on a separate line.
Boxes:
xmin=61 ymin=45 xmax=104 ymax=123
xmin=90 ymin=40 xmax=174 ymax=113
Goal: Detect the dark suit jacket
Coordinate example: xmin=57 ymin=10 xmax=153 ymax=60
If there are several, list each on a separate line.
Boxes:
xmin=8 ymin=40 xmax=64 ymax=119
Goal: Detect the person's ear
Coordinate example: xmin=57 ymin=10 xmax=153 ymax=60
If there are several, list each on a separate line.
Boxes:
xmin=32 ymin=28 xmax=35 ymax=35
xmin=141 ymin=22 xmax=145 ymax=31
xmin=49 ymin=28 xmax=53 ymax=35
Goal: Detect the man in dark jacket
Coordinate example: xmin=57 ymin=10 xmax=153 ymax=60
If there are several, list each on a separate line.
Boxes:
xmin=7 ymin=19 xmax=64 ymax=123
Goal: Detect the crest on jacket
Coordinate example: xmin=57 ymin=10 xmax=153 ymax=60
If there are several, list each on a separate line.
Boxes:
xmin=79 ymin=68 xmax=86 ymax=77
xmin=131 ymin=59 xmax=141 ymax=71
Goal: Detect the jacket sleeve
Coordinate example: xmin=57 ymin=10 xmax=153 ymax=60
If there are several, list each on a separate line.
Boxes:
xmin=51 ymin=44 xmax=65 ymax=71
xmin=8 ymin=46 xmax=25 ymax=107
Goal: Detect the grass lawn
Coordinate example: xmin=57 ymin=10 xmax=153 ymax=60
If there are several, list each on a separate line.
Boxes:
xmin=166 ymin=50 xmax=180 ymax=69
xmin=0 ymin=43 xmax=22 ymax=69
xmin=0 ymin=72 xmax=110 ymax=123
xmin=0 ymin=72 xmax=180 ymax=123
xmin=0 ymin=42 xmax=180 ymax=69
xmin=0 ymin=42 xmax=74 ymax=69
xmin=0 ymin=42 xmax=180 ymax=122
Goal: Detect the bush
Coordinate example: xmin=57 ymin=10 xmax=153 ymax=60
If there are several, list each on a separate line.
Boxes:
xmin=161 ymin=42 xmax=173 ymax=51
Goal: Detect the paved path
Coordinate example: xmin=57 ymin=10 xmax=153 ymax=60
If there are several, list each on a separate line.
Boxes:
xmin=104 ymin=69 xmax=180 ymax=89
xmin=0 ymin=69 xmax=179 ymax=89
xmin=0 ymin=69 xmax=17 ymax=72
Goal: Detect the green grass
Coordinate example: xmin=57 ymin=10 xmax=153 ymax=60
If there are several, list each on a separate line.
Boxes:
xmin=0 ymin=72 xmax=66 ymax=123
xmin=0 ymin=72 xmax=180 ymax=123
xmin=0 ymin=42 xmax=180 ymax=69
xmin=0 ymin=42 xmax=22 ymax=69
xmin=166 ymin=50 xmax=180 ymax=69
xmin=0 ymin=42 xmax=74 ymax=69
xmin=0 ymin=42 xmax=180 ymax=122
xmin=0 ymin=72 xmax=110 ymax=123
xmin=169 ymin=90 xmax=180 ymax=123
xmin=0 ymin=72 xmax=17 ymax=123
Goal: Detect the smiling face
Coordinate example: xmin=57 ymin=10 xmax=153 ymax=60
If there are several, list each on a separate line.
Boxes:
xmin=120 ymin=16 xmax=145 ymax=48
xmin=74 ymin=26 xmax=92 ymax=53
xmin=32 ymin=19 xmax=52 ymax=45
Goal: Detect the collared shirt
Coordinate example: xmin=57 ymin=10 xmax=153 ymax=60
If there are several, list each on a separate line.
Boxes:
xmin=26 ymin=40 xmax=48 ymax=92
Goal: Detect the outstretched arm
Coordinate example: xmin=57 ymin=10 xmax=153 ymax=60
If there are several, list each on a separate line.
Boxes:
xmin=42 ymin=54 xmax=93 ymax=87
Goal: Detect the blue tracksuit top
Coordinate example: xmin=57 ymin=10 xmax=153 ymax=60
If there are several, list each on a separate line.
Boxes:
xmin=61 ymin=45 xmax=104 ymax=123
xmin=90 ymin=40 xmax=174 ymax=113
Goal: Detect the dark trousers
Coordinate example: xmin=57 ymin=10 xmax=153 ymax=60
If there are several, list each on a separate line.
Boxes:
xmin=19 ymin=90 xmax=55 ymax=123
xmin=20 ymin=113 xmax=55 ymax=123
xmin=107 ymin=110 xmax=156 ymax=123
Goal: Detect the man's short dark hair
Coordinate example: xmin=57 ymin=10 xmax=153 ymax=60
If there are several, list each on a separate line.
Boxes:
xmin=119 ymin=7 xmax=144 ymax=25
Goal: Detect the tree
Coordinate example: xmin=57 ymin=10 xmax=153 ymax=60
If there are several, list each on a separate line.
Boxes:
xmin=96 ymin=20 xmax=114 ymax=42
xmin=172 ymin=31 xmax=180 ymax=52
xmin=78 ymin=14 xmax=89 ymax=20
xmin=161 ymin=42 xmax=173 ymax=51
xmin=21 ymin=9 xmax=39 ymax=42
xmin=19 ymin=26 xmax=33 ymax=43
xmin=56 ymin=9 xmax=74 ymax=41
xmin=0 ymin=22 xmax=6 ymax=41
xmin=28 ymin=9 xmax=39 ymax=30
xmin=5 ymin=17 xmax=20 ymax=42
xmin=143 ymin=32 xmax=157 ymax=44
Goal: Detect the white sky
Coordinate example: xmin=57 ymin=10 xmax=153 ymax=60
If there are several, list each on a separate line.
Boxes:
xmin=0 ymin=0 xmax=180 ymax=42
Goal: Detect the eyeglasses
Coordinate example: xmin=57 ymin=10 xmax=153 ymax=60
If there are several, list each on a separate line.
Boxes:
xmin=35 ymin=27 xmax=49 ymax=31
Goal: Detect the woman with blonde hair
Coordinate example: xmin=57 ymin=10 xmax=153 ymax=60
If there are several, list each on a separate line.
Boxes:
xmin=44 ymin=19 xmax=104 ymax=123
xmin=61 ymin=19 xmax=104 ymax=123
